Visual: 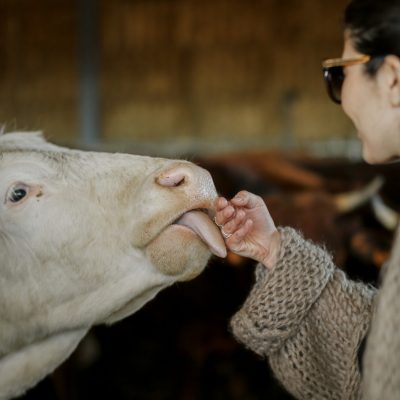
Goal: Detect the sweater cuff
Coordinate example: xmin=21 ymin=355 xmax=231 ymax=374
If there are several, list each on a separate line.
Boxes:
xmin=230 ymin=227 xmax=335 ymax=356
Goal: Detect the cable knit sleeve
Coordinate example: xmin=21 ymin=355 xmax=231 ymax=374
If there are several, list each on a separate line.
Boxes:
xmin=230 ymin=227 xmax=376 ymax=400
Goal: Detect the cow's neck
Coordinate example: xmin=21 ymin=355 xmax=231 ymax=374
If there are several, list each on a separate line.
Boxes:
xmin=0 ymin=328 xmax=87 ymax=399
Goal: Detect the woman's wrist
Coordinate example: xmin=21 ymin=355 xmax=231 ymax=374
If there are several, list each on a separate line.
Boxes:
xmin=260 ymin=230 xmax=281 ymax=270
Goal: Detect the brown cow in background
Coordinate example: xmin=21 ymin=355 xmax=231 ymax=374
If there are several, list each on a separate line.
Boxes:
xmin=196 ymin=151 xmax=398 ymax=274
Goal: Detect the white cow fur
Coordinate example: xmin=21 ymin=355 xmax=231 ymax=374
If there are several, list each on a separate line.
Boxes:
xmin=0 ymin=132 xmax=221 ymax=399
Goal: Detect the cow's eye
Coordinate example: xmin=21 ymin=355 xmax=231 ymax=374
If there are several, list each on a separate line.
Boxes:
xmin=7 ymin=184 xmax=29 ymax=204
xmin=10 ymin=188 xmax=27 ymax=202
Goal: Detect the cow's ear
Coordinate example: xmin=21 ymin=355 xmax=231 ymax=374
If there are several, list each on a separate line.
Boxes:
xmin=0 ymin=131 xmax=66 ymax=153
xmin=0 ymin=131 xmax=43 ymax=152
xmin=0 ymin=131 xmax=46 ymax=149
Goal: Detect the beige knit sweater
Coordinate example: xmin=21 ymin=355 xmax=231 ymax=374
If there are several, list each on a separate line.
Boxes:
xmin=231 ymin=227 xmax=400 ymax=399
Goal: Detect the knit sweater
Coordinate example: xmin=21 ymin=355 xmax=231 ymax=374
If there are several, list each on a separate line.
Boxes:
xmin=231 ymin=227 xmax=400 ymax=399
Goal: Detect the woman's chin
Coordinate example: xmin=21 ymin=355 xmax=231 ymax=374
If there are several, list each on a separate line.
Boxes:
xmin=360 ymin=144 xmax=375 ymax=164
xmin=361 ymin=151 xmax=378 ymax=165
xmin=362 ymin=145 xmax=398 ymax=165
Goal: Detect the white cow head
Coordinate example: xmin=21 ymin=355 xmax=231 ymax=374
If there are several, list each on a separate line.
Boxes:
xmin=0 ymin=132 xmax=226 ymax=399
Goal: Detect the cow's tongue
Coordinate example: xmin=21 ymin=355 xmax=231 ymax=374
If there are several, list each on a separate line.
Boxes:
xmin=175 ymin=210 xmax=227 ymax=258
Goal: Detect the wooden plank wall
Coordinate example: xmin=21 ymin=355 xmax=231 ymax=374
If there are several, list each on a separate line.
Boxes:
xmin=0 ymin=0 xmax=353 ymax=153
xmin=0 ymin=0 xmax=78 ymax=143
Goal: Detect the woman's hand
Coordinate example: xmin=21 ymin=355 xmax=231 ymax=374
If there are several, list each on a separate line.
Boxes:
xmin=214 ymin=191 xmax=281 ymax=270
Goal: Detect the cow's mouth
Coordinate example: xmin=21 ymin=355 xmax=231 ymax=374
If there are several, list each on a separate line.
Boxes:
xmin=172 ymin=209 xmax=227 ymax=258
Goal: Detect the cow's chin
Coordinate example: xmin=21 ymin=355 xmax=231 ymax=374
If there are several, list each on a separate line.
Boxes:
xmin=145 ymin=225 xmax=211 ymax=281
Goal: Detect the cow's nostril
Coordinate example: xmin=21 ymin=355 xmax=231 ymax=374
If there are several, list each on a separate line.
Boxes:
xmin=174 ymin=176 xmax=185 ymax=186
xmin=157 ymin=171 xmax=187 ymax=187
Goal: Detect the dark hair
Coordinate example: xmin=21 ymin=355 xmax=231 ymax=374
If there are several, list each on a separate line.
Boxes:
xmin=345 ymin=0 xmax=400 ymax=75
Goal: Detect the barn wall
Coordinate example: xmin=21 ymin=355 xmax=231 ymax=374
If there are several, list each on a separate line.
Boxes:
xmin=0 ymin=0 xmax=78 ymax=142
xmin=0 ymin=0 xmax=355 ymax=155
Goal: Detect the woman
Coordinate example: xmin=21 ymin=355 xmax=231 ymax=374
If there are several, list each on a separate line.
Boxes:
xmin=214 ymin=0 xmax=400 ymax=398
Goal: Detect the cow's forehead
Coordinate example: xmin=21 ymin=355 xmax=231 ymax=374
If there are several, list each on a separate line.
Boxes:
xmin=0 ymin=132 xmax=170 ymax=179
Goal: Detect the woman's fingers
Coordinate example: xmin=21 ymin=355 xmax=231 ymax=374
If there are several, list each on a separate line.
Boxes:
xmin=223 ymin=209 xmax=246 ymax=233
xmin=214 ymin=198 xmax=236 ymax=226
xmin=214 ymin=196 xmax=228 ymax=210
xmin=214 ymin=192 xmax=265 ymax=242
xmin=228 ymin=219 xmax=253 ymax=246
xmin=231 ymin=191 xmax=263 ymax=209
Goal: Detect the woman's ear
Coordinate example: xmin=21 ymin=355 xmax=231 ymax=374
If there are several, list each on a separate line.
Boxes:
xmin=379 ymin=55 xmax=400 ymax=107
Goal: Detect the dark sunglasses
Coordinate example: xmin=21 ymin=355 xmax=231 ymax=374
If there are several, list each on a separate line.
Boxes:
xmin=322 ymin=55 xmax=371 ymax=104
